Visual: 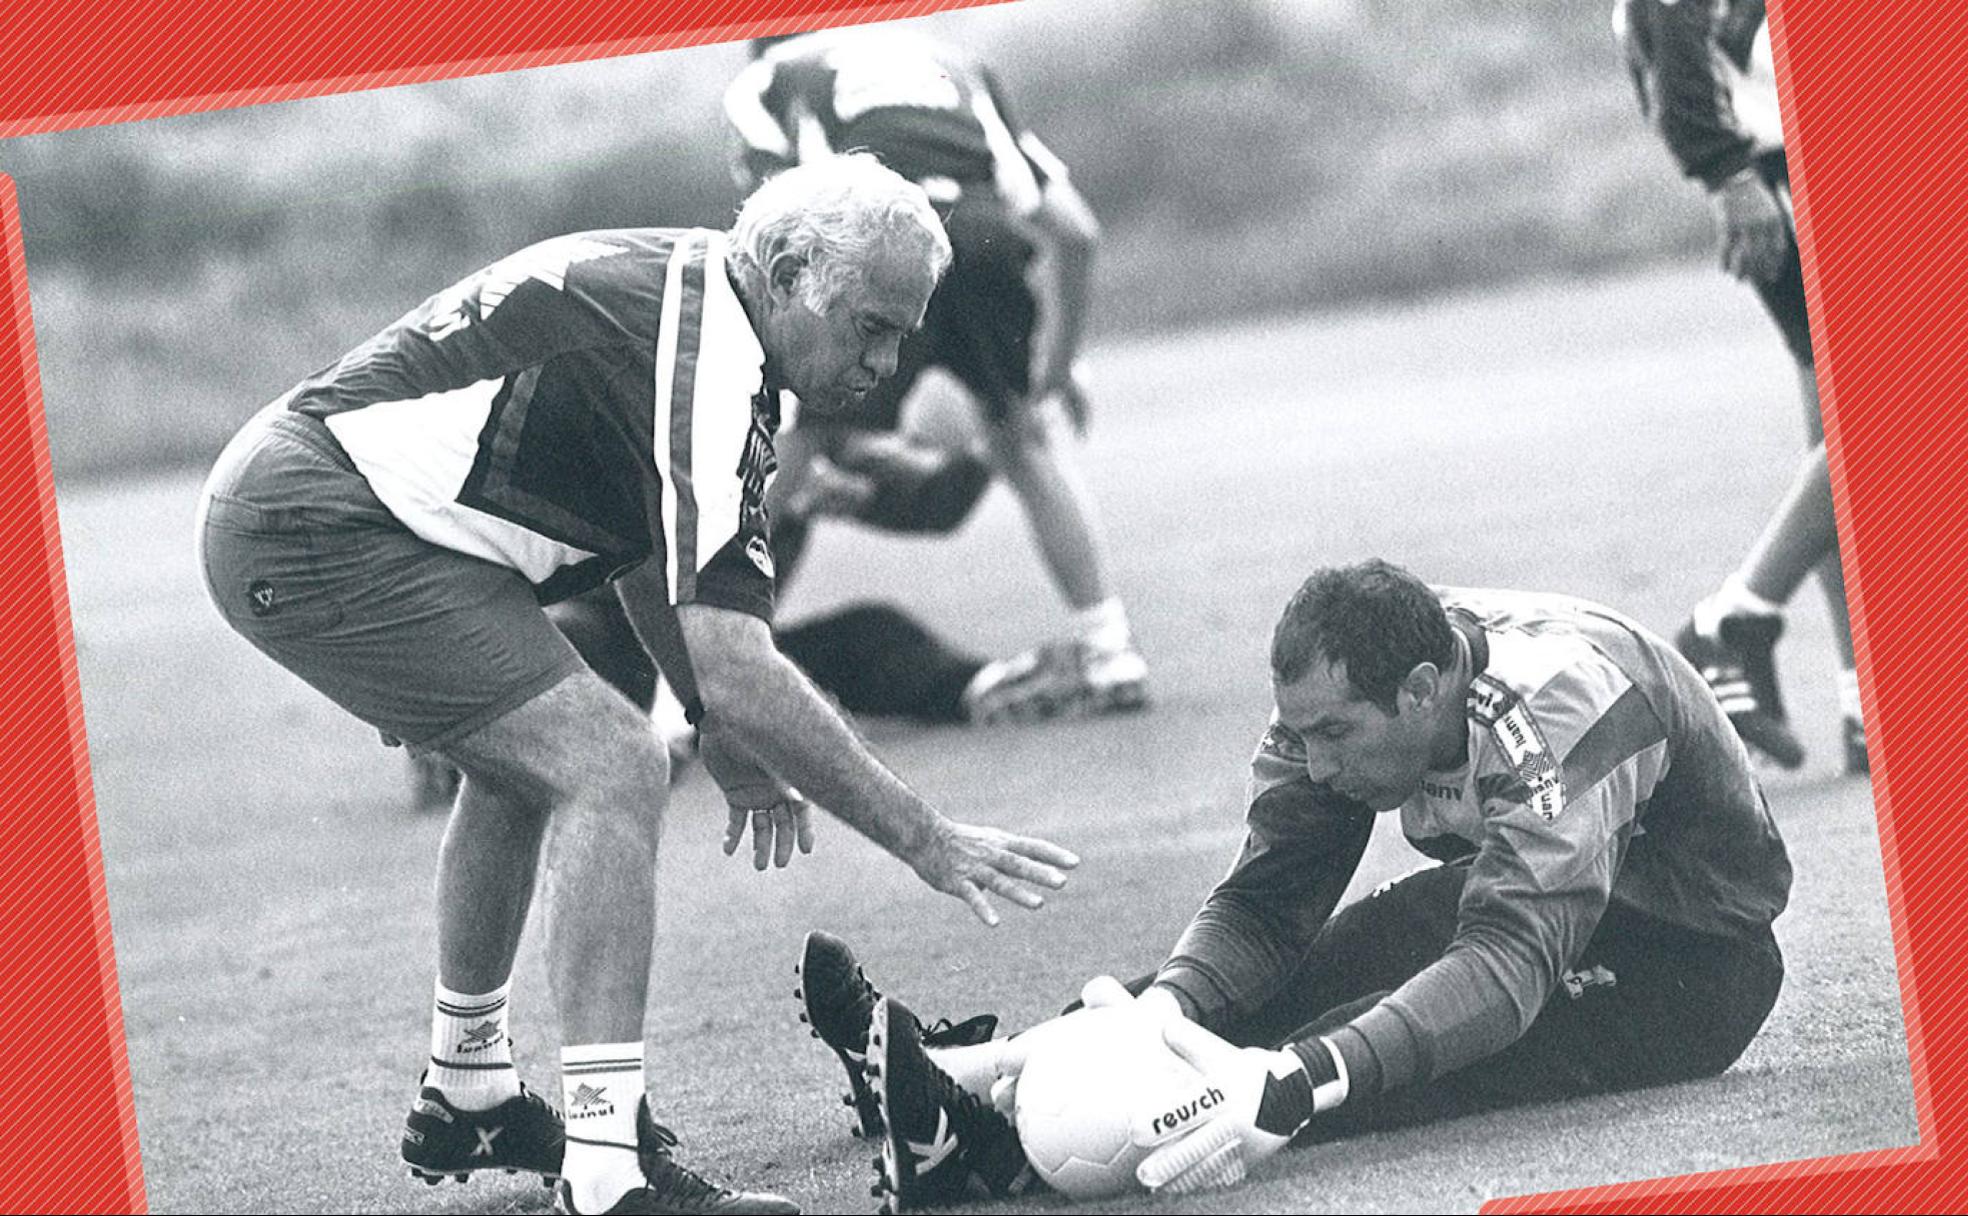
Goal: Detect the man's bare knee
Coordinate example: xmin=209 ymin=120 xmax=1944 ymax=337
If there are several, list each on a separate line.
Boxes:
xmin=439 ymin=670 xmax=668 ymax=812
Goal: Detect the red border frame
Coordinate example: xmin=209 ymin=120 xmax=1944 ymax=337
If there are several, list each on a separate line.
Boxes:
xmin=0 ymin=1 xmax=1961 ymax=1211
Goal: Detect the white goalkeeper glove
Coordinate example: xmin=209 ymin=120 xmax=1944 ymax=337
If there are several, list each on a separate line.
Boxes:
xmin=1131 ymin=1020 xmax=1349 ymax=1195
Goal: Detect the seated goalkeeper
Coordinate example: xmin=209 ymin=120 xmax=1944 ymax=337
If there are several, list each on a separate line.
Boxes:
xmin=795 ymin=558 xmax=1793 ymax=1205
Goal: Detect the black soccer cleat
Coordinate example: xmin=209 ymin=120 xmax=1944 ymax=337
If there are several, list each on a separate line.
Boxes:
xmin=401 ymin=1080 xmax=564 ymax=1188
xmin=1676 ymin=614 xmax=1805 ymax=770
xmin=795 ymin=931 xmax=997 ymax=1140
xmin=867 ymin=998 xmax=1028 ymax=1215
xmin=551 ymin=1099 xmax=800 ymax=1215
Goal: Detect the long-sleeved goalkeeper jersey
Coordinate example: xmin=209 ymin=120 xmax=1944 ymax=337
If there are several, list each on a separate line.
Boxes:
xmin=1158 ymin=587 xmax=1792 ymax=1090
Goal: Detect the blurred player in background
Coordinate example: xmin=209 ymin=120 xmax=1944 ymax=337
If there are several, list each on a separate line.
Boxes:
xmin=796 ymin=560 xmax=1790 ymax=1204
xmin=197 ymin=155 xmax=1079 ymax=1215
xmin=1615 ymin=0 xmax=1866 ymax=774
xmin=723 ymin=27 xmax=1150 ymax=720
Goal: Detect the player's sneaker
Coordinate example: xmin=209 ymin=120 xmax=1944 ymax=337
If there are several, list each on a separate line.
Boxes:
xmin=962 ymin=643 xmax=1083 ymax=724
xmin=962 ymin=639 xmax=1150 ymax=724
xmin=402 ymin=1079 xmax=564 ymax=1188
xmin=1080 ymin=639 xmax=1151 ymax=715
xmin=794 ymin=931 xmax=997 ymax=1140
xmin=867 ymin=998 xmax=1029 ymax=1214
xmin=1845 ymin=715 xmax=1870 ymax=777
xmin=551 ymin=1099 xmax=799 ymax=1215
xmin=1676 ymin=614 xmax=1804 ymax=769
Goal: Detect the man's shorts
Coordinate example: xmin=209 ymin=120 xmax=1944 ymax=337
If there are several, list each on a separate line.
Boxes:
xmin=847 ymin=187 xmax=1039 ymax=432
xmin=1753 ymin=150 xmax=1815 ymax=369
xmin=195 ymin=403 xmax=585 ymax=754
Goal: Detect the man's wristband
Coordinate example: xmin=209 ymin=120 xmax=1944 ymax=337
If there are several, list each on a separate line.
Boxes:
xmin=1287 ymin=1037 xmax=1350 ymax=1114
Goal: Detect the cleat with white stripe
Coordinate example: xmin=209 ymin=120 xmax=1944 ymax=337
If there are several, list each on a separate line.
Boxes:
xmin=795 ymin=932 xmax=995 ymax=1141
xmin=402 ymin=1080 xmax=564 ymax=1188
xmin=1676 ymin=614 xmax=1804 ymax=770
xmin=869 ymin=998 xmax=1028 ymax=1212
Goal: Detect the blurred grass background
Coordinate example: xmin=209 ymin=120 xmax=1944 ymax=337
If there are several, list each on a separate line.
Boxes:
xmin=0 ymin=0 xmax=1717 ymax=479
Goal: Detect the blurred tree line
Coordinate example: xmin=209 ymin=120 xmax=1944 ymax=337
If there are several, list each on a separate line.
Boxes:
xmin=0 ymin=0 xmax=1715 ymax=477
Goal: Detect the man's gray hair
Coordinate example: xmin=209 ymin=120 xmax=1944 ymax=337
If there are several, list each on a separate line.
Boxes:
xmin=730 ymin=152 xmax=952 ymax=309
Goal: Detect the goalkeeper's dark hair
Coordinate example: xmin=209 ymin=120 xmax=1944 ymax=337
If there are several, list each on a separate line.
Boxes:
xmin=1271 ymin=559 xmax=1456 ymax=714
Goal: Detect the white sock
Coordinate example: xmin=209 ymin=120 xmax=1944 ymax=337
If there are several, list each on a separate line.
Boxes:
xmin=561 ymin=1043 xmax=647 ymax=1212
xmin=429 ymin=979 xmax=521 ymax=1111
xmin=928 ymin=1038 xmax=1011 ymax=1100
xmin=1694 ymin=576 xmax=1785 ymax=637
xmin=1071 ymin=598 xmax=1132 ymax=653
xmin=1839 ymin=667 xmax=1864 ymax=722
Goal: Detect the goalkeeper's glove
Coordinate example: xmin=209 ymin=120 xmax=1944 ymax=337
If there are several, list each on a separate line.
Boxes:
xmin=1132 ymin=1020 xmax=1350 ymax=1194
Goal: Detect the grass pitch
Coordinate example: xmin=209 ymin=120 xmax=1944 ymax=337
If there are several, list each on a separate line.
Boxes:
xmin=61 ymin=266 xmax=1915 ymax=1213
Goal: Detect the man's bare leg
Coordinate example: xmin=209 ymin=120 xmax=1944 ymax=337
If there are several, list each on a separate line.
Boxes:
xmin=979 ymin=411 xmax=1148 ymax=717
xmin=441 ymin=670 xmax=672 ymax=1210
xmin=1688 ymin=364 xmax=1865 ymax=771
xmin=986 ymin=411 xmax=1110 ymax=613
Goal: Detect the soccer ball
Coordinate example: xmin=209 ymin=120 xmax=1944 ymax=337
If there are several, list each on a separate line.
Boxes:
xmin=1013 ymin=1006 xmax=1204 ymax=1200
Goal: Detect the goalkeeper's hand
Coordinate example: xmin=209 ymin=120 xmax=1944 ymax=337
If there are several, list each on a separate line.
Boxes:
xmin=1132 ymin=1020 xmax=1344 ymax=1195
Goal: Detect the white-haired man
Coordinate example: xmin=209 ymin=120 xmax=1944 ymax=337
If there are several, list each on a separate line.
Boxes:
xmin=196 ymin=154 xmax=1079 ymax=1216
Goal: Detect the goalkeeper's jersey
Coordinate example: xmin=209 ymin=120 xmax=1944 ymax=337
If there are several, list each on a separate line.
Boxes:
xmin=1169 ymin=586 xmax=1791 ymax=1084
xmin=722 ymin=29 xmax=1056 ymax=215
xmin=284 ymin=228 xmax=779 ymax=617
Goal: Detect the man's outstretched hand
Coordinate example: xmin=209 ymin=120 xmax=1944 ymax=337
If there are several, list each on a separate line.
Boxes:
xmin=905 ymin=818 xmax=1078 ymax=926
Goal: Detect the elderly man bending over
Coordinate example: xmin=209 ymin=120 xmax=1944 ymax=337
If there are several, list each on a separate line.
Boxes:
xmin=196 ymin=154 xmax=1078 ymax=1216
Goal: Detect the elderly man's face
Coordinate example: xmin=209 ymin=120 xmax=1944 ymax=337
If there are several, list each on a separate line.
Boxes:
xmin=764 ymin=243 xmax=937 ymax=415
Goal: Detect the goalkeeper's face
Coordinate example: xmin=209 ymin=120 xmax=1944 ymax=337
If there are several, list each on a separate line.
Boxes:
xmin=1273 ymin=660 xmax=1442 ymax=812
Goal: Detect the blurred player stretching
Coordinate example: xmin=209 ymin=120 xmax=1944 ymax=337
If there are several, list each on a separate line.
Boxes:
xmin=723 ymin=27 xmax=1149 ymax=719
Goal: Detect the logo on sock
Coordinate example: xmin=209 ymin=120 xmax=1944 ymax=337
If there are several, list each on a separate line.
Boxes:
xmin=456 ymin=1021 xmax=507 ymax=1054
xmin=568 ymin=1083 xmax=616 ymax=1119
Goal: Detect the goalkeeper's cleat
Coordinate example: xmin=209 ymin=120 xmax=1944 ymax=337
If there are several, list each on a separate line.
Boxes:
xmin=794 ymin=931 xmax=997 ymax=1140
xmin=1676 ymin=614 xmax=1804 ymax=770
xmin=1845 ymin=715 xmax=1870 ymax=777
xmin=402 ymin=1080 xmax=564 ymax=1188
xmin=551 ymin=1100 xmax=799 ymax=1215
xmin=867 ymin=998 xmax=1029 ymax=1214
